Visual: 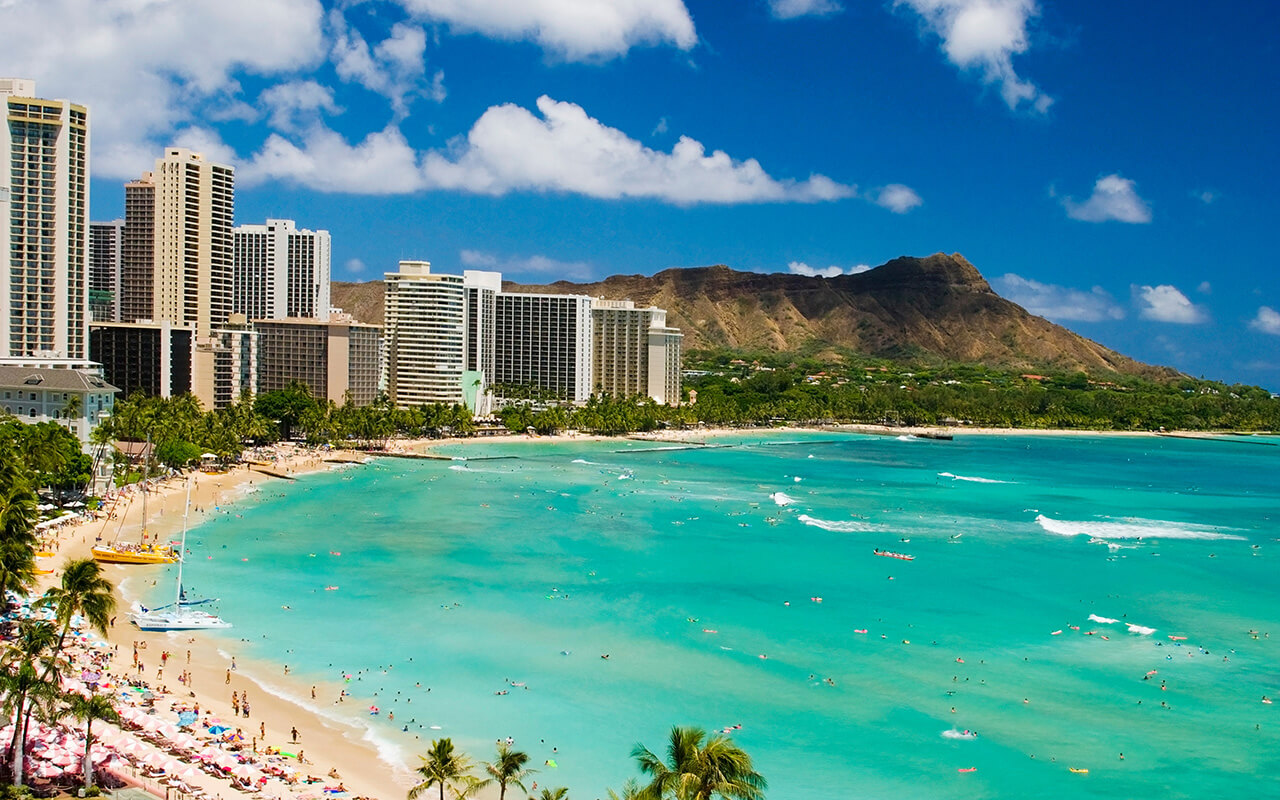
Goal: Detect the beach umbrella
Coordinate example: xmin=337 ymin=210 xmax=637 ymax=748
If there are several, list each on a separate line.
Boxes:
xmin=32 ymin=762 xmax=62 ymax=779
xmin=172 ymin=732 xmax=202 ymax=750
xmin=231 ymin=764 xmax=262 ymax=781
xmin=207 ymin=724 xmax=230 ymax=735
xmin=176 ymin=764 xmax=202 ymax=780
xmin=216 ymin=752 xmax=242 ymax=769
xmin=161 ymin=757 xmax=185 ymax=773
xmin=157 ymin=722 xmax=183 ymax=738
xmin=144 ymin=751 xmax=171 ymax=769
xmin=48 ymin=749 xmax=78 ymax=767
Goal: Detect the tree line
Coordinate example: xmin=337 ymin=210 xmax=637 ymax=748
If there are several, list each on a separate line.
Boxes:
xmin=0 ymin=436 xmax=121 ymax=789
xmin=408 ymin=727 xmax=764 ymax=800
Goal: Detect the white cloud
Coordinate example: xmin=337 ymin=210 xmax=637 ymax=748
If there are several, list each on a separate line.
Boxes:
xmin=330 ymin=12 xmax=432 ymax=114
xmin=788 ymin=261 xmax=871 ymax=278
xmin=243 ymin=125 xmax=427 ymax=193
xmin=394 ymin=0 xmax=697 ymax=61
xmin=345 ymin=258 xmax=367 ymax=275
xmin=895 ymin=0 xmax=1051 ymax=112
xmin=259 ymin=80 xmax=341 ymax=132
xmin=873 ymin=184 xmax=923 ymax=213
xmin=1195 ymin=189 xmax=1219 ymax=205
xmin=1063 ymin=174 xmax=1152 ymax=223
xmin=461 ymin=249 xmax=594 ymax=281
xmin=242 ymin=98 xmax=856 ymax=204
xmin=167 ymin=126 xmax=241 ymax=168
xmin=769 ymin=0 xmax=843 ymax=20
xmin=0 ymin=0 xmax=326 ymax=179
xmin=1133 ymin=285 xmax=1208 ymax=324
xmin=652 ymin=117 xmax=669 ymax=136
xmin=1196 ymin=281 xmax=1212 ymax=295
xmin=993 ymin=274 xmax=1125 ymax=322
xmin=420 ymin=96 xmax=855 ymax=204
xmin=1249 ymin=306 xmax=1280 ymax=335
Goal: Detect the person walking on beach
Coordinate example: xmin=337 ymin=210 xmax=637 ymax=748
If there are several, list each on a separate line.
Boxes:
xmin=291 ymin=727 xmax=299 ymax=743
xmin=226 ymin=669 xmax=231 ymax=684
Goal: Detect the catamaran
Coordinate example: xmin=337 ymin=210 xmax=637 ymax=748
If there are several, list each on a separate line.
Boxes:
xmin=92 ymin=436 xmax=180 ymax=565
xmin=131 ymin=478 xmax=230 ymax=631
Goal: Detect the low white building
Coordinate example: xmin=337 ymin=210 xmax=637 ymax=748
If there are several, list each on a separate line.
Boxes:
xmin=0 ymin=363 xmax=118 ymax=491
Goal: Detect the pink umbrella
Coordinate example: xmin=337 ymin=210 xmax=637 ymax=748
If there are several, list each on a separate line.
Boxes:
xmin=172 ymin=732 xmax=202 ymax=750
xmin=216 ymin=752 xmax=242 ymax=769
xmin=144 ymin=751 xmax=171 ymax=769
xmin=160 ymin=757 xmax=185 ymax=774
xmin=157 ymin=722 xmax=182 ymax=739
xmin=197 ymin=747 xmax=226 ymax=763
xmin=32 ymin=762 xmax=62 ymax=779
xmin=231 ymin=764 xmax=262 ymax=781
xmin=176 ymin=764 xmax=203 ymax=780
xmin=48 ymin=750 xmax=78 ymax=767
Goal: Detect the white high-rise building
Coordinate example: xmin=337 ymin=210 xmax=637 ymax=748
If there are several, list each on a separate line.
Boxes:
xmin=233 ymin=218 xmax=331 ymax=320
xmin=1 ymin=79 xmax=89 ymax=359
xmin=384 ymin=260 xmax=465 ymax=407
xmin=591 ymin=299 xmax=683 ymax=405
xmin=494 ymin=292 xmax=594 ymax=403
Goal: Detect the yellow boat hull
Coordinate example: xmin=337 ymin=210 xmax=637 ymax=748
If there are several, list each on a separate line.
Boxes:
xmin=91 ymin=545 xmax=179 ymax=565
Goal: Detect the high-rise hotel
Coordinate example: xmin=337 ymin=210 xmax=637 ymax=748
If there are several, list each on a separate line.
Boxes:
xmin=233 ymin=218 xmax=331 ymax=320
xmin=1 ymin=78 xmax=88 ymax=360
xmin=384 ymin=260 xmax=466 ymax=407
xmin=385 ymin=261 xmax=682 ymax=410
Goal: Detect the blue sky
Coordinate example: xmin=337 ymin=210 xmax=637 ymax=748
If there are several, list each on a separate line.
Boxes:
xmin=4 ymin=0 xmax=1278 ymax=386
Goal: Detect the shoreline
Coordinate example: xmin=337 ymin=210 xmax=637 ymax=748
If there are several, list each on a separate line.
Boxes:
xmin=38 ymin=447 xmax=412 ymax=800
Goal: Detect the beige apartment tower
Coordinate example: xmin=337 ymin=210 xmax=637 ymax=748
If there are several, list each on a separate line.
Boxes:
xmin=121 ymin=147 xmax=235 ymax=408
xmin=121 ymin=148 xmax=234 ymax=338
xmin=591 ymin=299 xmax=682 ymax=405
xmin=1 ymin=78 xmax=89 ymax=359
xmin=254 ymin=316 xmax=382 ymax=406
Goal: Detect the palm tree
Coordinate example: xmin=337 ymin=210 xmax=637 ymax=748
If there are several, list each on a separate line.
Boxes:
xmin=480 ymin=744 xmax=535 ymax=800
xmin=35 ymin=558 xmax=116 ymax=658
xmin=1 ymin=619 xmax=63 ymax=785
xmin=0 ymin=450 xmax=39 ymax=614
xmin=63 ymin=692 xmax=117 ymax=788
xmin=535 ymin=788 xmax=569 ymax=800
xmin=631 ymin=726 xmax=766 ymax=800
xmin=605 ymin=780 xmax=643 ymax=800
xmin=408 ymin=738 xmax=477 ymax=800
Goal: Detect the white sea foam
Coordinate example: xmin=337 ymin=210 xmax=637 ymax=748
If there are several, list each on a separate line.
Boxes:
xmin=1088 ymin=614 xmax=1119 ymax=625
xmin=571 ymin=458 xmax=594 ymax=465
xmin=447 ymin=464 xmax=470 ymax=472
xmin=941 ymin=730 xmax=978 ymax=740
xmin=1035 ymin=515 xmax=1245 ymax=541
xmin=770 ymin=492 xmax=797 ymax=507
xmin=213 ymin=649 xmax=415 ymax=782
xmin=938 ymin=472 xmax=1012 ymax=484
xmin=896 ymin=435 xmax=921 ymax=442
xmin=1127 ymin=624 xmax=1157 ymax=635
xmin=797 ymin=514 xmax=880 ymax=533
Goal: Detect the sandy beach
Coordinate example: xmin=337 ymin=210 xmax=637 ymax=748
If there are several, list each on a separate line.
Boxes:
xmin=36 ymin=446 xmax=412 ymax=800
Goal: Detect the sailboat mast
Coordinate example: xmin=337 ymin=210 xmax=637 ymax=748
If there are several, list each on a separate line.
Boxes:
xmin=174 ymin=476 xmax=190 ymax=604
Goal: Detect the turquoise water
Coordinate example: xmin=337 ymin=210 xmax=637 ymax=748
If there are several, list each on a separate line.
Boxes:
xmin=148 ymin=433 xmax=1279 ymax=799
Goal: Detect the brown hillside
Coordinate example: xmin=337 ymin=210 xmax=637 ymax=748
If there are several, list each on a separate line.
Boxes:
xmin=332 ymin=254 xmax=1174 ymax=377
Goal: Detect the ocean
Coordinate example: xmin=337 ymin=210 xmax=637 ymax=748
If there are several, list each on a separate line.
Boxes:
xmin=139 ymin=432 xmax=1280 ymax=799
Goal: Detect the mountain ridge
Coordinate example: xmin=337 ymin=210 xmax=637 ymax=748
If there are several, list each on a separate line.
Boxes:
xmin=332 ymin=253 xmax=1176 ymax=378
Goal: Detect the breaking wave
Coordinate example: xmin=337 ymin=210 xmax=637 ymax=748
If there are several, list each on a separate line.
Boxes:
xmin=797 ymin=515 xmax=880 ymax=533
xmin=1088 ymin=614 xmax=1119 ymax=625
xmin=1035 ymin=515 xmax=1245 ymax=541
xmin=1127 ymin=624 xmax=1156 ymax=635
xmin=938 ymin=472 xmax=1013 ymax=484
xmin=770 ymin=492 xmax=798 ymax=507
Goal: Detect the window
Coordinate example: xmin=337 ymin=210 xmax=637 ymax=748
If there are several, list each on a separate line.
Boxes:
xmin=29 ymin=409 xmax=36 ymax=418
